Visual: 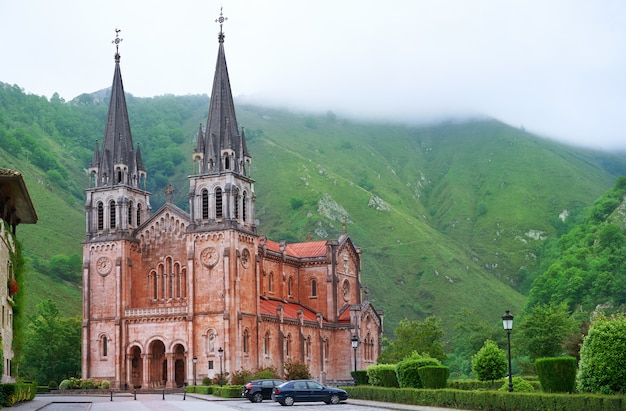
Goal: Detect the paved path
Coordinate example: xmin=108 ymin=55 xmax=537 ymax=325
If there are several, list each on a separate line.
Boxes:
xmin=10 ymin=392 xmax=469 ymax=411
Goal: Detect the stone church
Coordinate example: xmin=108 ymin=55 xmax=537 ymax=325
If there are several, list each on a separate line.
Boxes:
xmin=82 ymin=18 xmax=382 ymax=389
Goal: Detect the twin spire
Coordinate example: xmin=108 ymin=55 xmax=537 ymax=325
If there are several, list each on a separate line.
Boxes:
xmin=90 ymin=12 xmax=250 ymax=191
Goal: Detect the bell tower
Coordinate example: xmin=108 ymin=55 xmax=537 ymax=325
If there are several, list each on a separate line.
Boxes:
xmin=82 ymin=29 xmax=151 ymax=385
xmin=188 ymin=9 xmax=255 ymax=234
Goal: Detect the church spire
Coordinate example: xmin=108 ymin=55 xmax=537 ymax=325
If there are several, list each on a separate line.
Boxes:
xmin=90 ymin=29 xmax=145 ymax=189
xmin=194 ymin=9 xmax=251 ymax=176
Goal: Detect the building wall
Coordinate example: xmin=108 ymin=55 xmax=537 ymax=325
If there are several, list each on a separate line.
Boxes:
xmin=0 ymin=223 xmax=15 ymax=383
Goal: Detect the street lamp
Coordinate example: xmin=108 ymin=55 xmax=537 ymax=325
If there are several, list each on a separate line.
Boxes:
xmin=192 ymin=356 xmax=197 ymax=386
xmin=218 ymin=347 xmax=224 ymax=387
xmin=351 ymin=334 xmax=359 ymax=384
xmin=502 ymin=310 xmax=514 ymax=392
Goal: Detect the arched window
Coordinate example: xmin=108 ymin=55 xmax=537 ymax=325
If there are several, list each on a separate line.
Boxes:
xmin=288 ymin=276 xmax=293 ymax=297
xmin=208 ymin=331 xmax=215 ymax=354
xmin=117 ymin=169 xmax=123 ymax=184
xmin=97 ymin=202 xmax=104 ymax=230
xmin=268 ymin=272 xmax=274 ymax=293
xmin=159 ymin=264 xmax=165 ymax=300
xmin=175 ymin=263 xmax=181 ymax=299
xmin=311 ymin=278 xmax=317 ymax=297
xmin=109 ymin=200 xmax=116 ymax=229
xmin=166 ymin=257 xmax=173 ymax=299
xmin=242 ymin=191 xmax=248 ymax=222
xmin=128 ymin=201 xmax=133 ymax=227
xmin=202 ymin=189 xmax=209 ymax=220
xmin=137 ymin=203 xmax=142 ymax=226
xmin=305 ymin=336 xmax=311 ymax=358
xmin=224 ymin=155 xmax=230 ymax=170
xmin=264 ymin=331 xmax=270 ymax=356
xmin=215 ymin=187 xmax=223 ymax=219
xmin=285 ymin=334 xmax=291 ymax=357
xmin=243 ymin=329 xmax=249 ymax=353
xmin=102 ymin=335 xmax=108 ymax=357
xmin=234 ymin=189 xmax=240 ymax=220
xmin=151 ymin=270 xmax=157 ymax=299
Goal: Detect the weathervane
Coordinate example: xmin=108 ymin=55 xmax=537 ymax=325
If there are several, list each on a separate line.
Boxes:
xmin=112 ymin=28 xmax=123 ymax=62
xmin=215 ymin=7 xmax=228 ymax=43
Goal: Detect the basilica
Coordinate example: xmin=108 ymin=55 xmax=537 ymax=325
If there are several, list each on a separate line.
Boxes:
xmin=82 ymin=17 xmax=382 ymax=389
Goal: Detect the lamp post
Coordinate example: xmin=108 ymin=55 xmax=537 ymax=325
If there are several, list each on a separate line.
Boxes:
xmin=192 ymin=356 xmax=197 ymax=386
xmin=502 ymin=310 xmax=514 ymax=392
xmin=351 ymin=334 xmax=359 ymax=384
xmin=218 ymin=347 xmax=224 ymax=387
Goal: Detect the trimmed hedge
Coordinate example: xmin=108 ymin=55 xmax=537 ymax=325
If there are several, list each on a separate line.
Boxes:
xmin=1 ymin=382 xmax=37 ymax=406
xmin=447 ymin=378 xmax=541 ymax=391
xmin=344 ymin=386 xmax=625 ymax=411
xmin=185 ymin=384 xmax=241 ymax=398
xmin=418 ymin=366 xmax=449 ymax=389
xmin=350 ymin=370 xmax=369 ymax=385
xmin=396 ymin=355 xmax=441 ymax=388
xmin=367 ymin=364 xmax=398 ymax=387
xmin=535 ymin=356 xmax=577 ymax=393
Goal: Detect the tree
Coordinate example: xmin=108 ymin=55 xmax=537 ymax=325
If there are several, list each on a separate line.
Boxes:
xmin=472 ymin=340 xmax=507 ymax=382
xmin=20 ymin=300 xmax=81 ymax=384
xmin=517 ymin=302 xmax=577 ymax=360
xmin=578 ymin=314 xmax=626 ymax=394
xmin=377 ymin=317 xmax=446 ymax=364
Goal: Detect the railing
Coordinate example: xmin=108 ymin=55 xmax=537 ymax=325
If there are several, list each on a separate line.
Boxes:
xmin=125 ymin=306 xmax=188 ymax=317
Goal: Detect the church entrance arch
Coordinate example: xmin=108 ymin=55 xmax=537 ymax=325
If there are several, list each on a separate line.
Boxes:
xmin=173 ymin=344 xmax=186 ymax=388
xmin=130 ymin=346 xmax=143 ymax=389
xmin=149 ymin=340 xmax=167 ymax=387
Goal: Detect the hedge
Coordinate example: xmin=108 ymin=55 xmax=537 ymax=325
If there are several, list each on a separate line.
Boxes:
xmin=535 ymin=356 xmax=577 ymax=393
xmin=418 ymin=366 xmax=449 ymax=389
xmin=350 ymin=370 xmax=369 ymax=385
xmin=447 ymin=378 xmax=541 ymax=391
xmin=366 ymin=364 xmax=398 ymax=388
xmin=185 ymin=384 xmax=241 ymax=398
xmin=344 ymin=386 xmax=625 ymax=411
xmin=1 ymin=382 xmax=38 ymax=407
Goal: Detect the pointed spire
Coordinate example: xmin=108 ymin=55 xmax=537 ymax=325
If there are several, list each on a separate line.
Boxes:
xmin=198 ymin=9 xmax=251 ymax=177
xmin=90 ymin=139 xmax=100 ymax=168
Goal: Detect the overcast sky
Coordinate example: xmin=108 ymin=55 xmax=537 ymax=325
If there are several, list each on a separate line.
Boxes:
xmin=2 ymin=1 xmax=625 ymax=149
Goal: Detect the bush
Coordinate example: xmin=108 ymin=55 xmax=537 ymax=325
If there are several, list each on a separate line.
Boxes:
xmin=498 ymin=376 xmax=535 ymax=392
xmin=535 ymin=356 xmax=577 ymax=393
xmin=202 ymin=377 xmax=212 ymax=386
xmin=472 ymin=340 xmax=507 ymax=382
xmin=418 ymin=366 xmax=449 ymax=389
xmin=230 ymin=369 xmax=253 ymax=385
xmin=578 ymin=314 xmax=626 ymax=394
xmin=48 ymin=380 xmax=58 ymax=389
xmin=253 ymin=366 xmax=280 ymax=380
xmin=58 ymin=379 xmax=70 ymax=390
xmin=284 ymin=359 xmax=310 ymax=380
xmin=1 ymin=382 xmax=37 ymax=406
xmin=367 ymin=364 xmax=398 ymax=387
xmin=350 ymin=370 xmax=369 ymax=385
xmin=396 ymin=353 xmax=441 ymax=388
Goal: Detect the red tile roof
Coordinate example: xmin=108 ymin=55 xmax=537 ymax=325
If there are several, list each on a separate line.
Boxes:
xmin=260 ymin=299 xmax=320 ymax=322
xmin=338 ymin=307 xmax=351 ymax=323
xmin=262 ymin=239 xmax=328 ymax=258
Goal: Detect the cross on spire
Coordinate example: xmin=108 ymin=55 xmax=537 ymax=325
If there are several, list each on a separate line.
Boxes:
xmin=112 ymin=28 xmax=123 ymax=63
xmin=215 ymin=7 xmax=228 ymax=43
xmin=164 ymin=183 xmax=175 ymax=203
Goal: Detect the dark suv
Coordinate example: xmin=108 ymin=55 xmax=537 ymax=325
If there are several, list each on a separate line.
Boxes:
xmin=242 ymin=379 xmax=284 ymax=402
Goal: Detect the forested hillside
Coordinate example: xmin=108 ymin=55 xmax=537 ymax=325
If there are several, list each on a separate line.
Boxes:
xmin=2 ymin=81 xmax=626 ymax=341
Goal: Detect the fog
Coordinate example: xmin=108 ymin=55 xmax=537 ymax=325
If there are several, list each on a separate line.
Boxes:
xmin=2 ymin=0 xmax=625 ymax=149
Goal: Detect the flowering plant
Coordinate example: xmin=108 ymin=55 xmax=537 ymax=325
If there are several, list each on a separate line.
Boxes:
xmin=8 ymin=278 xmax=18 ymax=296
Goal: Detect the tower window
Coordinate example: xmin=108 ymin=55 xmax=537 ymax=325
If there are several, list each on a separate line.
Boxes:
xmin=128 ymin=201 xmax=133 ymax=227
xmin=215 ymin=187 xmax=223 ymax=219
xmin=234 ymin=190 xmax=240 ymax=220
xmin=243 ymin=329 xmax=249 ymax=353
xmin=202 ymin=189 xmax=209 ymax=220
xmin=311 ymin=278 xmax=317 ymax=297
xmin=109 ymin=200 xmax=116 ymax=229
xmin=264 ymin=331 xmax=270 ymax=356
xmin=242 ymin=191 xmax=248 ymax=222
xmin=97 ymin=202 xmax=104 ymax=230
xmin=102 ymin=336 xmax=108 ymax=357
xmin=137 ymin=203 xmax=142 ymax=226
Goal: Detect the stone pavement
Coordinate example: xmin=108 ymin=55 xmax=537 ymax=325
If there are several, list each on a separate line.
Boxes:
xmin=9 ymin=392 xmax=469 ymax=411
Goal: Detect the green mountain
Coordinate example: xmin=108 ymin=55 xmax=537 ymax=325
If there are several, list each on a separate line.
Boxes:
xmin=2 ymin=82 xmax=626 ymax=341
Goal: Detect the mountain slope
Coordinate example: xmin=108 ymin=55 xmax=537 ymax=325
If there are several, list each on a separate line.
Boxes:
xmin=3 ymin=84 xmax=626 ymax=339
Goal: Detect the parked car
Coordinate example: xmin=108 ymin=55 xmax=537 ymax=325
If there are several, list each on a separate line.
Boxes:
xmin=242 ymin=379 xmax=284 ymax=402
xmin=271 ymin=379 xmax=348 ymax=406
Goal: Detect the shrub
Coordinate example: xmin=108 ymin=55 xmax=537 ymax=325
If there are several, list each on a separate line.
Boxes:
xmin=230 ymin=369 xmax=253 ymax=385
xmin=418 ymin=366 xmax=449 ymax=389
xmin=366 ymin=364 xmax=398 ymax=387
xmin=253 ymin=365 xmax=280 ymax=380
xmin=48 ymin=380 xmax=58 ymax=390
xmin=58 ymin=379 xmax=70 ymax=390
xmin=284 ymin=359 xmax=310 ymax=380
xmin=101 ymin=380 xmax=111 ymax=390
xmin=202 ymin=377 xmax=212 ymax=386
xmin=350 ymin=370 xmax=369 ymax=385
xmin=498 ymin=376 xmax=535 ymax=392
xmin=578 ymin=313 xmax=626 ymax=394
xmin=472 ymin=340 xmax=507 ymax=382
xmin=396 ymin=353 xmax=441 ymax=388
xmin=535 ymin=356 xmax=577 ymax=393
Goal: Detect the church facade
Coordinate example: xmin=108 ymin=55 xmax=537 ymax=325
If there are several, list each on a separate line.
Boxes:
xmin=82 ymin=21 xmax=381 ymax=389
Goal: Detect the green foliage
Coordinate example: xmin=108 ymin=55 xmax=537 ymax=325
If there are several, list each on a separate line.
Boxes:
xmin=20 ymin=300 xmax=81 ymax=384
xmin=230 ymin=366 xmax=281 ymax=384
xmin=472 ymin=340 xmax=507 ymax=382
xmin=535 ymin=356 xmax=577 ymax=393
xmin=230 ymin=369 xmax=253 ymax=385
xmin=517 ymin=302 xmax=578 ymax=360
xmin=202 ymin=377 xmax=212 ymax=385
xmin=48 ymin=380 xmax=58 ymax=389
xmin=253 ymin=365 xmax=280 ymax=380
xmin=284 ymin=359 xmax=310 ymax=380
xmin=378 ymin=317 xmax=446 ymax=364
xmin=498 ymin=376 xmax=535 ymax=392
xmin=289 ymin=197 xmax=304 ymax=210
xmin=1 ymin=382 xmax=37 ymax=406
xmin=366 ymin=364 xmax=398 ymax=387
xmin=396 ymin=352 xmax=441 ymax=388
xmin=578 ymin=314 xmax=626 ymax=394
xmin=417 ymin=366 xmax=450 ymax=389
xmin=350 ymin=370 xmax=369 ymax=385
